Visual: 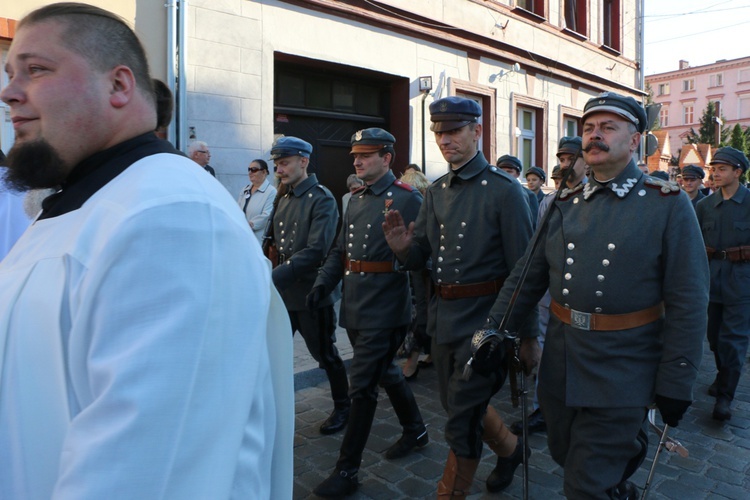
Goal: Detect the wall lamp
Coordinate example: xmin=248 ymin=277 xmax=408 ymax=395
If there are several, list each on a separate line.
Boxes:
xmin=489 ymin=62 xmax=521 ymax=83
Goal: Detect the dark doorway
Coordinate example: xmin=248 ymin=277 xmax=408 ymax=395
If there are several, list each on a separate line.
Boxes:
xmin=273 ymin=54 xmax=409 ymax=215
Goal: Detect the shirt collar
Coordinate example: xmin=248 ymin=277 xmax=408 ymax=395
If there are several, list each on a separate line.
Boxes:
xmin=39 ymin=133 xmax=182 ymax=220
xmin=712 ymin=184 xmax=749 ymax=207
xmin=449 ymin=151 xmax=486 ymax=185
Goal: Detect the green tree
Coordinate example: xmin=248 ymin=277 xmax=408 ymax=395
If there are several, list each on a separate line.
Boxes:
xmin=729 ymin=123 xmax=748 ymax=157
xmin=687 ymin=101 xmax=729 ymax=145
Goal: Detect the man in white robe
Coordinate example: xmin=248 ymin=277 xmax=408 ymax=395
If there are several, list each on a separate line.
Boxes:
xmin=0 ymin=4 xmax=292 ymax=499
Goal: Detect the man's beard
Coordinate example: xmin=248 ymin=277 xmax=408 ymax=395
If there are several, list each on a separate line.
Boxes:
xmin=2 ymin=139 xmax=68 ymax=192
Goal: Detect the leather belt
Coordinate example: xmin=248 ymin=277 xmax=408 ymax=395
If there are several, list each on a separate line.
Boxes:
xmin=706 ymin=245 xmax=750 ymax=262
xmin=435 ymin=278 xmax=505 ymax=300
xmin=550 ymin=299 xmax=664 ymax=331
xmin=345 ymin=258 xmax=394 ymax=273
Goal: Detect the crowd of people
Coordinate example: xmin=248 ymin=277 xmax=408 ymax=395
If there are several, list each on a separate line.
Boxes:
xmin=1 ymin=3 xmax=749 ymax=500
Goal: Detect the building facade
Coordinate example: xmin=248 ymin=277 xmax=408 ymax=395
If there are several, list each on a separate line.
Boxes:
xmin=646 ymin=56 xmax=750 ymax=159
xmin=2 ymin=0 xmax=644 ymax=204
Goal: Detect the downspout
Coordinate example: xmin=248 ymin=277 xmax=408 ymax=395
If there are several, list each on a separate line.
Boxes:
xmin=167 ymin=0 xmax=188 ymax=150
xmin=637 ymin=0 xmax=645 ymax=92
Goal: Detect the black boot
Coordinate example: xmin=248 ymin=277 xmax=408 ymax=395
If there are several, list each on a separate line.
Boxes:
xmin=314 ymin=399 xmax=378 ymax=498
xmin=320 ymin=365 xmax=350 ymax=435
xmin=383 ymin=380 xmax=428 ymax=459
xmin=607 ymin=480 xmax=638 ymax=499
xmin=713 ymin=397 xmax=732 ymax=421
xmin=486 ymin=435 xmax=528 ymax=493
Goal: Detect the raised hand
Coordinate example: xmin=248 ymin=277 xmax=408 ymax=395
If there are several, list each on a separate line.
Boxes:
xmin=382 ymin=209 xmax=414 ymax=261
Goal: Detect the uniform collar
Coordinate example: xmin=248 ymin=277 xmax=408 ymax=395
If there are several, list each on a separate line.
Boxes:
xmin=289 ymin=174 xmax=318 ymax=197
xmin=583 ymin=160 xmax=642 ymax=201
xmin=712 ymin=184 xmax=749 ymax=207
xmin=448 ymin=151 xmax=487 ymax=185
xmin=364 ymin=170 xmax=397 ymax=196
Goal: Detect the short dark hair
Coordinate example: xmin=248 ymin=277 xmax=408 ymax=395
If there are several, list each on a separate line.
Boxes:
xmin=378 ymin=146 xmax=396 ymax=166
xmin=251 ymin=159 xmax=269 ymax=172
xmin=20 ymin=3 xmax=154 ymax=100
xmin=152 ymin=79 xmax=173 ymax=130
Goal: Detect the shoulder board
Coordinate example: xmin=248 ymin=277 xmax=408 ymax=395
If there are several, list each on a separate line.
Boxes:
xmin=352 ymin=185 xmax=367 ymax=194
xmin=393 ymin=179 xmax=416 ymax=192
xmin=314 ymin=184 xmax=335 ymax=198
xmin=488 ymin=165 xmax=513 ymax=182
xmin=644 ymin=177 xmax=681 ymax=196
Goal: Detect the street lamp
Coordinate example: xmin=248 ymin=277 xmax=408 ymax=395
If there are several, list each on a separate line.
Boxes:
xmin=419 ymin=76 xmax=433 ymax=173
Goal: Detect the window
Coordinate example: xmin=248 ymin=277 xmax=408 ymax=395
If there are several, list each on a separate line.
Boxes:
xmin=740 ymin=69 xmax=750 ymax=83
xmin=517 ymin=107 xmax=536 ymax=173
xmin=564 ymin=0 xmax=588 ymax=37
xmin=564 ymin=116 xmax=578 ymax=137
xmin=659 ymin=107 xmax=669 ymax=127
xmin=275 ymin=69 xmax=382 ymax=116
xmin=683 ymin=104 xmax=694 ymax=125
xmin=516 ymin=0 xmax=545 ymax=17
xmin=709 ymin=73 xmax=723 ymax=87
xmin=682 ymin=79 xmax=695 ymax=92
xmin=602 ymin=0 xmax=621 ymax=51
xmin=740 ymin=97 xmax=750 ymax=119
xmin=657 ymin=83 xmax=670 ymax=96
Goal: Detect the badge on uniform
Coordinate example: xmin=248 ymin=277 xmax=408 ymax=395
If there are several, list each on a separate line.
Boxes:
xmin=383 ymin=199 xmax=393 ymax=216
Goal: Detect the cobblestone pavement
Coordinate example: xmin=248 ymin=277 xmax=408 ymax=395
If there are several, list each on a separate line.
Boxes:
xmin=292 ymin=325 xmax=750 ymax=499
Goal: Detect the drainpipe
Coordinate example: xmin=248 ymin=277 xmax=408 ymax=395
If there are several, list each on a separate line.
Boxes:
xmin=167 ymin=0 xmax=188 ymax=150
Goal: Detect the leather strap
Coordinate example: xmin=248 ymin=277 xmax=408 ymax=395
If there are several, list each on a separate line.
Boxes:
xmin=550 ymin=299 xmax=664 ymax=331
xmin=706 ymin=245 xmax=750 ymax=262
xmin=435 ymin=278 xmax=505 ymax=300
xmin=345 ymin=259 xmax=394 ymax=273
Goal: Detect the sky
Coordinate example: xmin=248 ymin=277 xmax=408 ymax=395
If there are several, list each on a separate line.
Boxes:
xmin=643 ymin=0 xmax=750 ymax=76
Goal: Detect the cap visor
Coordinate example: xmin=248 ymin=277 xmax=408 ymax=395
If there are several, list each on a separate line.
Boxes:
xmin=430 ymin=120 xmax=472 ymax=133
xmin=350 ymin=144 xmax=385 ymax=154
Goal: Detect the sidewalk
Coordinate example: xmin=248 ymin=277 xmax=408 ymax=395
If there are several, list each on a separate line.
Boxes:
xmin=292 ymin=320 xmax=750 ymax=499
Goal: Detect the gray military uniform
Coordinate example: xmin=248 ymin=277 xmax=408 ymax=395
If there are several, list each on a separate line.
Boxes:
xmin=272 ymin=173 xmax=339 ymax=309
xmin=696 ymin=185 xmax=750 ymax=401
xmin=489 ymin=160 xmax=709 ymax=497
xmin=399 ymin=151 xmax=535 ymax=458
xmin=315 ymin=170 xmax=423 ymax=399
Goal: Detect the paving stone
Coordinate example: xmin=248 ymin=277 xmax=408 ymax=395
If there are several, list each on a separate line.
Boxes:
xmin=292 ymin=333 xmax=750 ymax=499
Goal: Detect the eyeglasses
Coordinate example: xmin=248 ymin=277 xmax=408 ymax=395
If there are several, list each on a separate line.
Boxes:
xmin=248 ymin=167 xmax=264 ymax=173
xmin=197 ymin=150 xmax=210 ymax=154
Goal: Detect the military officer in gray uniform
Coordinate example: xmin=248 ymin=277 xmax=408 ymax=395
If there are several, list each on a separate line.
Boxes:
xmin=487 ymin=92 xmax=709 ymax=498
xmin=496 ymin=154 xmax=540 ymax=227
xmin=383 ymin=97 xmax=539 ymax=497
xmin=681 ymin=164 xmax=706 ymax=209
xmin=310 ymin=128 xmax=427 ymax=498
xmin=696 ymin=147 xmax=750 ymax=421
xmin=269 ymin=136 xmax=350 ymax=435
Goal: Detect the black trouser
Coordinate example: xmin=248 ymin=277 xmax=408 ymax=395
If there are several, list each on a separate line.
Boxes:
xmin=707 ymin=301 xmax=750 ymax=400
xmin=290 ymin=306 xmax=348 ymax=404
xmin=346 ymin=326 xmax=407 ymax=401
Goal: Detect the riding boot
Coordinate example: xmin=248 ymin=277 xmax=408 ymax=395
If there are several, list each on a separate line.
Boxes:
xmin=383 ymin=380 xmax=428 ymax=459
xmin=320 ymin=364 xmax=350 ymax=435
xmin=314 ymin=398 xmax=377 ymax=498
xmin=483 ymin=406 xmax=528 ymax=492
xmin=436 ymin=449 xmax=480 ymax=499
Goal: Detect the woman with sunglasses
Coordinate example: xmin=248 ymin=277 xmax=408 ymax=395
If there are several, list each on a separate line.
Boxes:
xmin=238 ymin=159 xmax=277 ymax=244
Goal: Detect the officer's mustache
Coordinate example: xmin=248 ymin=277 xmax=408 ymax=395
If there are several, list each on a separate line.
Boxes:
xmin=583 ymin=141 xmax=609 ymax=152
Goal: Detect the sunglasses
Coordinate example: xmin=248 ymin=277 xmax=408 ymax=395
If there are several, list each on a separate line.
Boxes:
xmin=248 ymin=167 xmax=264 ymax=173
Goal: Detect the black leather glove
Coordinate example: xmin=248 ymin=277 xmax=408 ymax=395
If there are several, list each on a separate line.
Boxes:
xmin=305 ymin=286 xmax=325 ymax=311
xmin=655 ymin=394 xmax=691 ymax=427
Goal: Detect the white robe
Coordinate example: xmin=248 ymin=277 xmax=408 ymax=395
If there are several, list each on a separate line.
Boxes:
xmin=0 ymin=153 xmax=293 ymax=499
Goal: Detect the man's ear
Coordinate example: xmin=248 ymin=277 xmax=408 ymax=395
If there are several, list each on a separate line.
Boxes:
xmin=108 ymin=65 xmax=137 ymax=109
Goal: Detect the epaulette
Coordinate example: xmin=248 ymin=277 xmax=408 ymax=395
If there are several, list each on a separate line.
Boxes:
xmin=644 ymin=176 xmax=681 ymax=196
xmin=488 ymin=165 xmax=513 ymax=182
xmin=558 ymin=183 xmax=584 ymax=201
xmin=393 ymin=179 xmax=416 ymax=192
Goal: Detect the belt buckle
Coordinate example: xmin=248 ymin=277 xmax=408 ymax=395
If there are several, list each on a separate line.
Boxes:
xmin=347 ymin=259 xmax=357 ymax=271
xmin=570 ymin=309 xmax=591 ymax=331
xmin=718 ymin=250 xmax=727 ymax=260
